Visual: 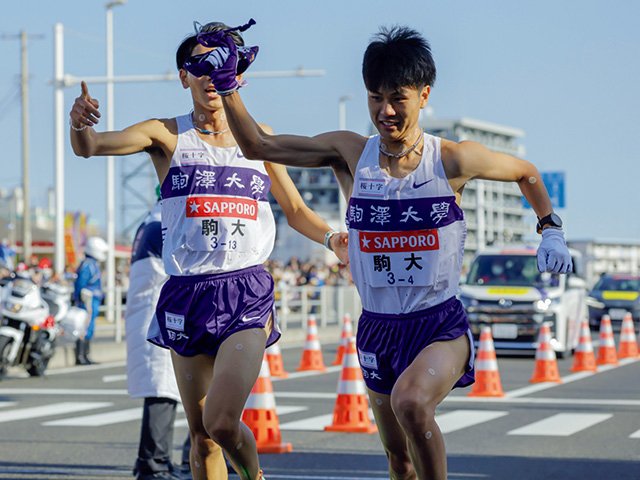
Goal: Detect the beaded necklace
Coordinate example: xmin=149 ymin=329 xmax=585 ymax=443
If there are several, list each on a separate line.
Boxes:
xmin=379 ymin=130 xmax=424 ymax=159
xmin=191 ymin=111 xmax=228 ymax=135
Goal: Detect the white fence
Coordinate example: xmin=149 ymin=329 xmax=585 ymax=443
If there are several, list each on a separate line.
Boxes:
xmin=108 ymin=285 xmax=362 ymax=343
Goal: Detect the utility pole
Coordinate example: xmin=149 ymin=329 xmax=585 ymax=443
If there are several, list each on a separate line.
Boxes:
xmin=2 ymin=31 xmax=43 ymax=262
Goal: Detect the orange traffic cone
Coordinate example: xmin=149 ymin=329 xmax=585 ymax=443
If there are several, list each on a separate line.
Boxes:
xmin=571 ymin=319 xmax=597 ymax=372
xmin=468 ymin=326 xmax=504 ymax=397
xmin=266 ymin=343 xmax=289 ymax=378
xmin=530 ymin=323 xmax=561 ymax=383
xmin=332 ymin=313 xmax=353 ymax=366
xmin=325 ymin=337 xmax=377 ymax=433
xmin=596 ymin=315 xmax=619 ymax=366
xmin=297 ymin=315 xmax=326 ymax=372
xmin=617 ymin=313 xmax=639 ymax=359
xmin=242 ymin=355 xmax=292 ymax=454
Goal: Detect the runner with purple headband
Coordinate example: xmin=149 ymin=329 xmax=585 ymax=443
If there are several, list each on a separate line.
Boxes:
xmin=186 ymin=23 xmax=573 ymax=480
xmin=69 ymin=20 xmax=347 ymax=480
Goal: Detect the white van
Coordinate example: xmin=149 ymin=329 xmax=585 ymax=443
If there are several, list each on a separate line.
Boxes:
xmin=459 ymin=246 xmax=587 ymax=357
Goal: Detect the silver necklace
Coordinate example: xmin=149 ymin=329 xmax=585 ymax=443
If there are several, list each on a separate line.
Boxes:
xmin=379 ymin=130 xmax=424 ymax=159
xmin=191 ymin=111 xmax=228 ymax=135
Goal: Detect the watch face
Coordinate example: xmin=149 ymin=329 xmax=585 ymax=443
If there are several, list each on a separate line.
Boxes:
xmin=549 ymin=213 xmax=563 ymax=227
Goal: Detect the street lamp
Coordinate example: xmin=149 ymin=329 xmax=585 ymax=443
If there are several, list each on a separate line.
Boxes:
xmin=105 ymin=0 xmax=126 ymax=323
xmin=337 ymin=95 xmax=351 ymax=226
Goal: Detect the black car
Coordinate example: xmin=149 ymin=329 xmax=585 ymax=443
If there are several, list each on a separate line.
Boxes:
xmin=587 ymin=274 xmax=640 ymax=330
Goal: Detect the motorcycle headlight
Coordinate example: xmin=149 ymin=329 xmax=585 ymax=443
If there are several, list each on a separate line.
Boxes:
xmin=586 ymin=296 xmax=605 ymax=309
xmin=6 ymin=301 xmax=22 ymax=313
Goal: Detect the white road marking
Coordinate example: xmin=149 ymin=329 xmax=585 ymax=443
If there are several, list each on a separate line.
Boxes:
xmin=173 ymin=405 xmax=309 ymax=429
xmin=272 ymin=366 xmax=342 ymax=382
xmin=280 ymin=413 xmax=334 ymax=431
xmin=444 ymin=396 xmax=640 ymax=407
xmin=505 ymin=357 xmax=640 ymax=398
xmin=43 ymin=407 xmax=142 ymax=426
xmin=102 ymin=373 xmax=126 ymax=383
xmin=0 ymin=402 xmax=112 ymax=423
xmin=507 ymin=413 xmax=612 ymax=436
xmin=629 ymin=429 xmax=640 ymax=439
xmin=275 ymin=392 xmax=337 ymax=400
xmin=44 ymin=361 xmax=126 ymax=375
xmin=0 ymin=388 xmax=128 ymax=396
xmin=437 ymin=410 xmax=509 ymax=433
xmin=0 ymin=401 xmax=16 ymax=408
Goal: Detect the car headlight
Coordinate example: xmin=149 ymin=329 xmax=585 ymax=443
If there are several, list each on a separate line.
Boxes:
xmin=586 ymin=296 xmax=605 ymax=309
xmin=534 ymin=297 xmax=561 ymax=313
xmin=459 ymin=294 xmax=478 ymax=310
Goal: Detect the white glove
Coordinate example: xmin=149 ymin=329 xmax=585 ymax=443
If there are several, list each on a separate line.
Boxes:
xmin=537 ymin=228 xmax=572 ymax=273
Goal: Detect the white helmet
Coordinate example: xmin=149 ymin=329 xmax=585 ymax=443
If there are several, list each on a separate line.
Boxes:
xmin=85 ymin=236 xmax=108 ymax=262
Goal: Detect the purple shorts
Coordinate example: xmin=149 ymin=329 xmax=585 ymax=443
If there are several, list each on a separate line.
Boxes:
xmin=147 ymin=265 xmax=280 ymax=357
xmin=356 ymin=296 xmax=475 ymax=395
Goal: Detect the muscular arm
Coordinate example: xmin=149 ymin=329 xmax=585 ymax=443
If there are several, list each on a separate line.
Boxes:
xmin=69 ymin=81 xmax=174 ymax=160
xmin=266 ymin=163 xmax=348 ymax=263
xmin=221 ymin=91 xmax=362 ymax=169
xmin=443 ymin=140 xmax=553 ymax=219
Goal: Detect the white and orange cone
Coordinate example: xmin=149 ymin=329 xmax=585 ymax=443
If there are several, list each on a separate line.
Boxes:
xmin=596 ymin=315 xmax=619 ymax=366
xmin=530 ymin=323 xmax=561 ymax=383
xmin=325 ymin=337 xmax=377 ymax=433
xmin=571 ymin=319 xmax=597 ymax=372
xmin=297 ymin=315 xmax=327 ymax=372
xmin=468 ymin=326 xmax=504 ymax=397
xmin=266 ymin=343 xmax=289 ymax=378
xmin=242 ymin=355 xmax=292 ymax=454
xmin=332 ymin=313 xmax=353 ymax=366
xmin=617 ymin=313 xmax=639 ymax=359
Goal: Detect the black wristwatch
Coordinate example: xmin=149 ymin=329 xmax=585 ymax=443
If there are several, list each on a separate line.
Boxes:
xmin=536 ymin=213 xmax=563 ymax=234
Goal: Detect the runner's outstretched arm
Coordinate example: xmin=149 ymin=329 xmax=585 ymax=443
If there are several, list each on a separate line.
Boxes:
xmin=266 ymin=162 xmax=348 ymax=264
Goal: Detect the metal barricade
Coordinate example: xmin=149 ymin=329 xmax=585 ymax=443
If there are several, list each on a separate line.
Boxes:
xmin=113 ymin=284 xmax=362 ymax=340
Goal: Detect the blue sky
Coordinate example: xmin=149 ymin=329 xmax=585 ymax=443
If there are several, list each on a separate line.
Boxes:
xmin=1 ymin=0 xmax=639 ymax=241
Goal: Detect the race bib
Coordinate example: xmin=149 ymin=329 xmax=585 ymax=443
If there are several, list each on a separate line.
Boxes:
xmin=358 ymin=229 xmax=439 ymax=287
xmin=183 ymin=195 xmax=259 ymax=252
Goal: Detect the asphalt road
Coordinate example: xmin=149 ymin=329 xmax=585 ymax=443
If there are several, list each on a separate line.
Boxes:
xmin=0 ymin=340 xmax=638 ymax=480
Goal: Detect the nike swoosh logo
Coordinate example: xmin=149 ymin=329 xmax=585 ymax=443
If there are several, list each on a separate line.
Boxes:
xmin=412 ymin=179 xmax=433 ymax=189
xmin=241 ymin=315 xmax=260 ymax=323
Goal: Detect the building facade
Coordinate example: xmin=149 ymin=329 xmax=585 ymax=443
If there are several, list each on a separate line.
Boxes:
xmin=424 ymin=117 xmax=533 ymax=265
xmin=568 ymin=239 xmax=640 ymax=287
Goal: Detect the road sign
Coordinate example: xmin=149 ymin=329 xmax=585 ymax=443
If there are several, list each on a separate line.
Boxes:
xmin=522 ymin=171 xmax=565 ymax=209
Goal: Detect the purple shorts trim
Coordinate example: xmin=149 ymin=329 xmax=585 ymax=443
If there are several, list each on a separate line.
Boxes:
xmin=147 ymin=265 xmax=280 ymax=356
xmin=356 ymin=296 xmax=475 ymax=395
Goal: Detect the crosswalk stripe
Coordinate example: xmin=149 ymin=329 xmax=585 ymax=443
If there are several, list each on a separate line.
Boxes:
xmin=507 ymin=413 xmax=612 ymax=436
xmin=0 ymin=402 xmax=112 ymax=423
xmin=630 ymin=429 xmax=640 ymax=439
xmin=43 ymin=407 xmax=141 ymax=426
xmin=102 ymin=374 xmax=127 ymax=383
xmin=437 ymin=410 xmax=509 ymax=433
xmin=0 ymin=401 xmax=16 ymax=409
xmin=174 ymin=405 xmax=308 ymax=429
xmin=280 ymin=413 xmax=334 ymax=431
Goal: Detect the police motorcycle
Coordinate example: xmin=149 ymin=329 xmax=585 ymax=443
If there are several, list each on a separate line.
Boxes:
xmin=0 ymin=275 xmax=60 ymax=378
xmin=41 ymin=281 xmax=88 ymax=344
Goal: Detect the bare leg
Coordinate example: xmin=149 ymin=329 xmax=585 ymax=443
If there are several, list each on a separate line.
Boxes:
xmin=368 ymin=389 xmax=417 ymax=480
xmin=171 ymin=351 xmax=227 ymax=480
xmin=390 ymin=335 xmax=470 ymax=480
xmin=203 ymin=328 xmax=268 ymax=480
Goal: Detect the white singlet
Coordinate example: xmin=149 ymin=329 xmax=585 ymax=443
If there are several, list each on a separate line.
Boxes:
xmin=347 ymin=133 xmax=467 ymax=314
xmin=160 ymin=114 xmax=276 ymax=276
